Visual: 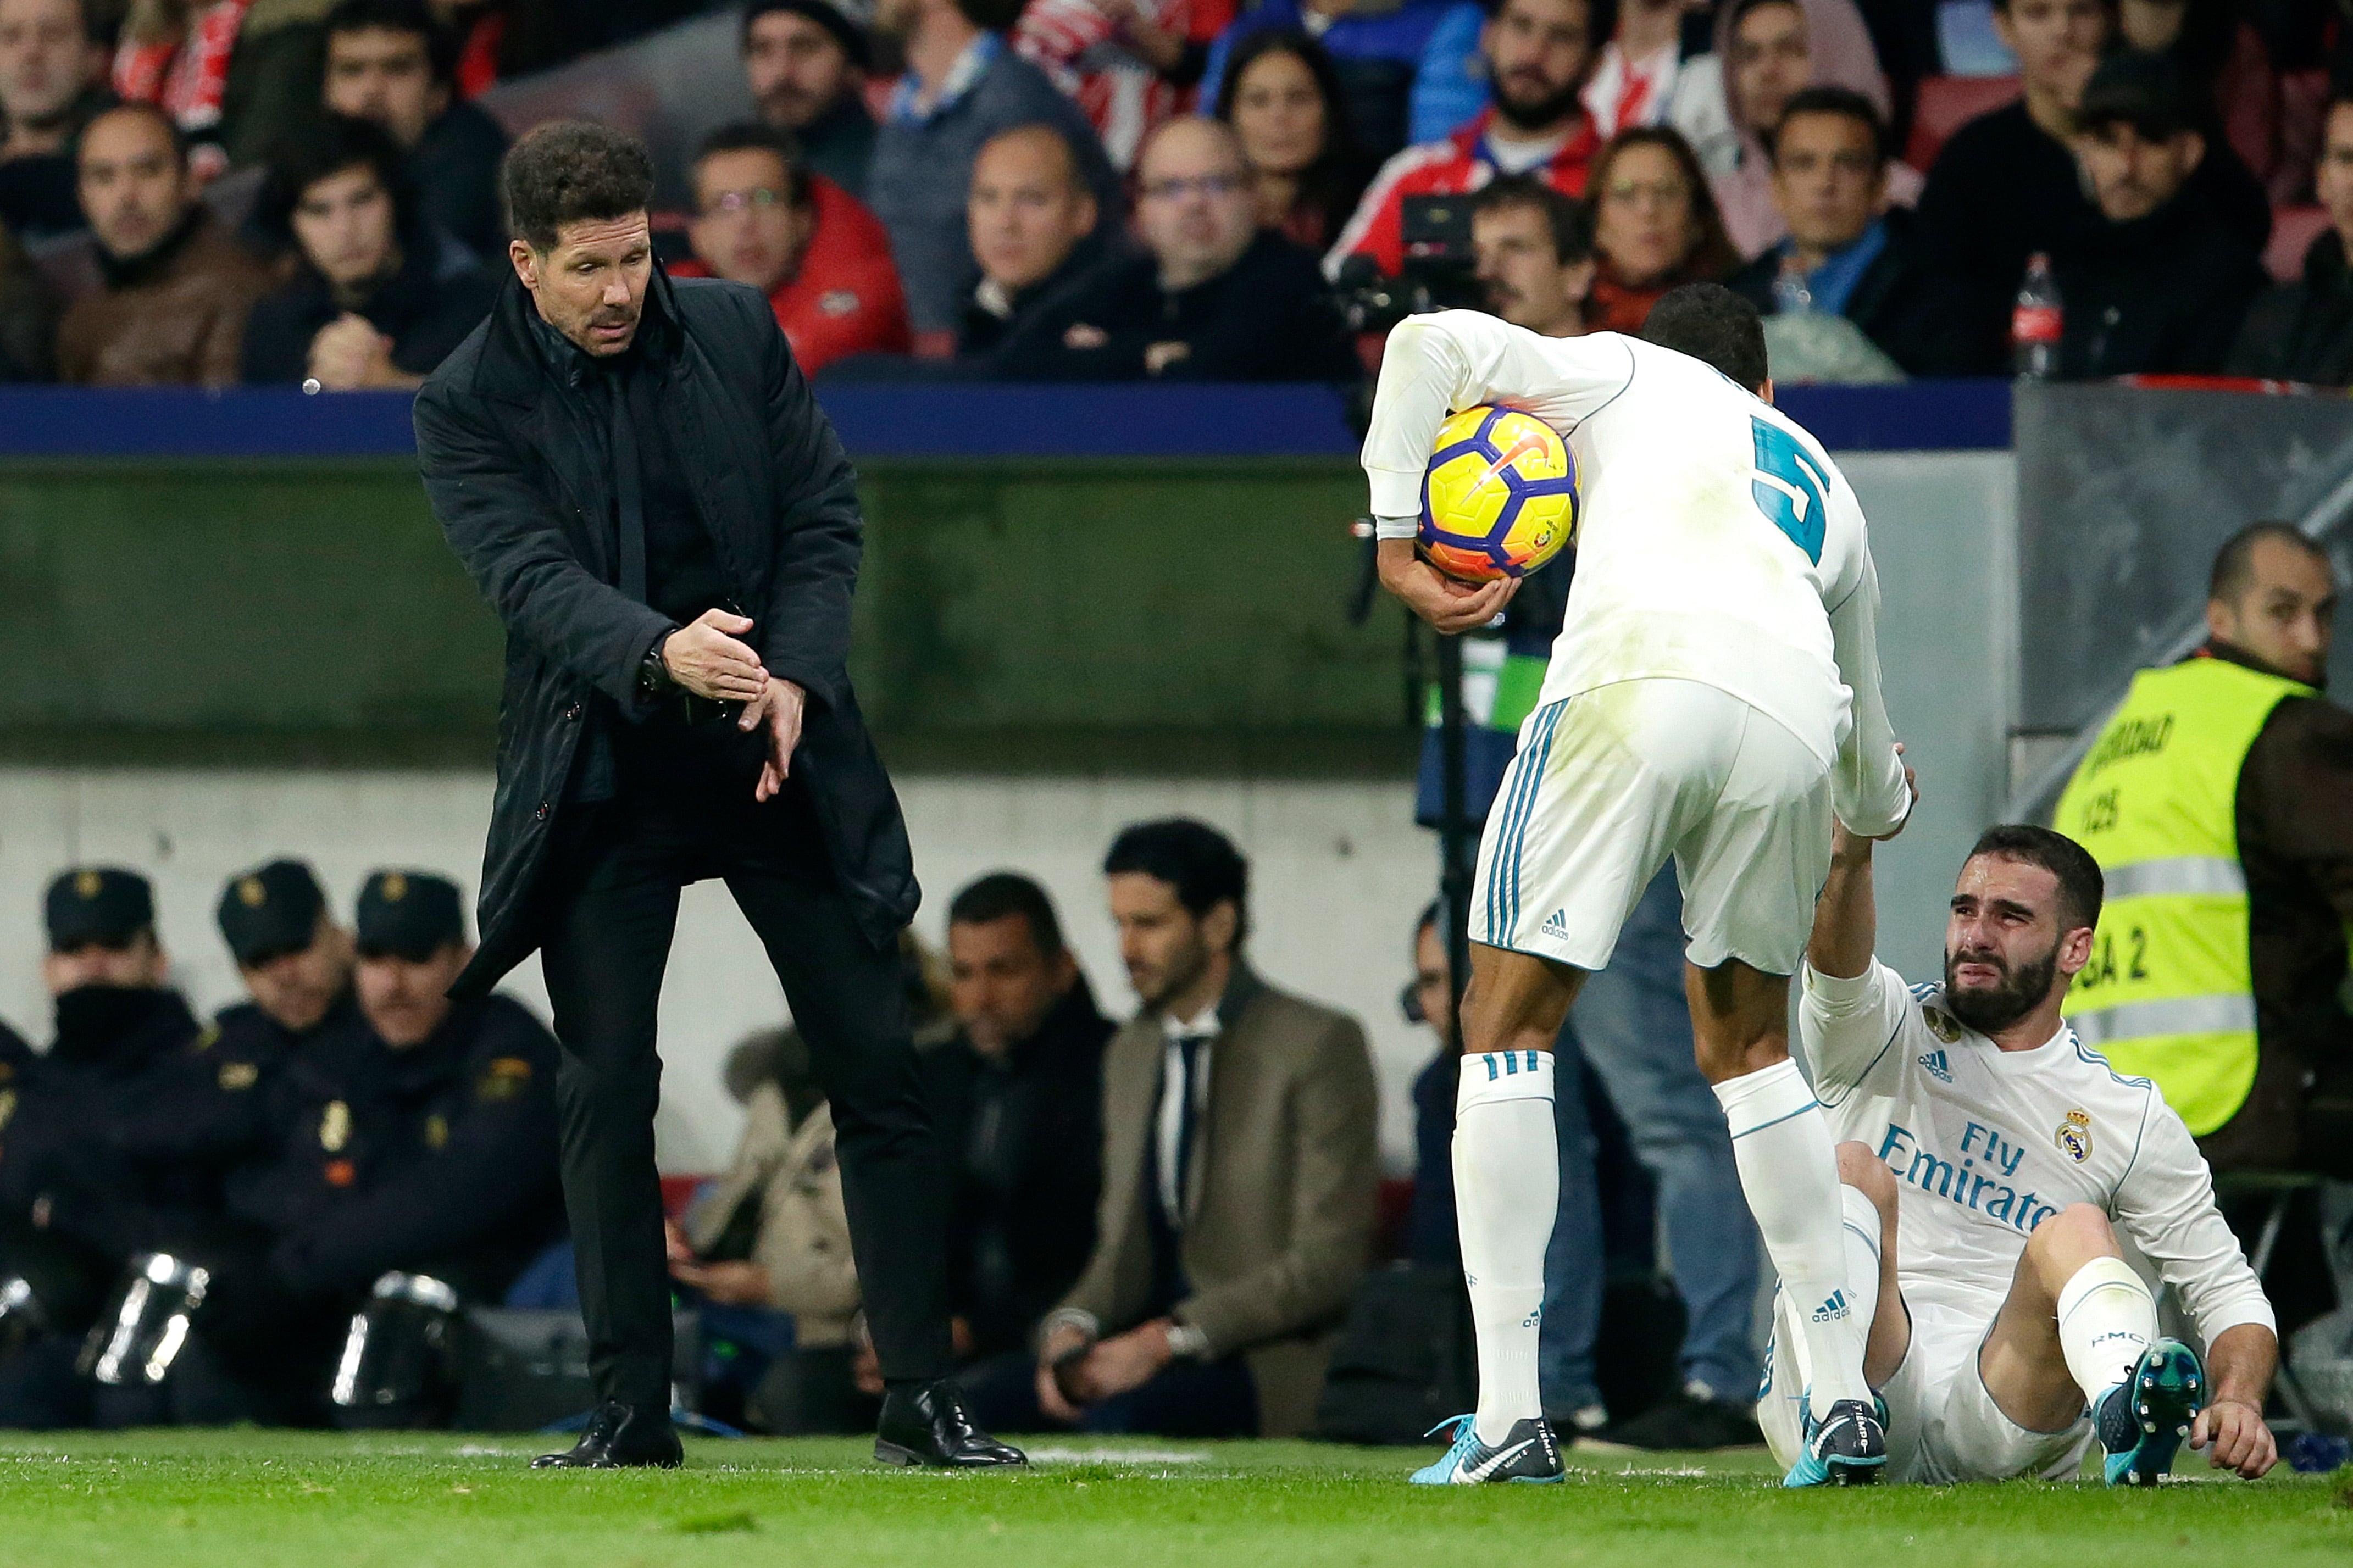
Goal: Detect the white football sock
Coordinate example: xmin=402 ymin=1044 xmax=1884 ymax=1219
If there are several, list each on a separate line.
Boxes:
xmin=1714 ymin=1059 xmax=1869 ymax=1417
xmin=1839 ymin=1183 xmax=1884 ymax=1378
xmin=1454 ymin=1049 xmax=1556 ymax=1445
xmin=2056 ymin=1256 xmax=2157 ymax=1406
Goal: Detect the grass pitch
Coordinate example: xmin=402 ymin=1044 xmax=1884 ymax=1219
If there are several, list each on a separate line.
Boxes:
xmin=1 ymin=1431 xmax=2346 ymax=1568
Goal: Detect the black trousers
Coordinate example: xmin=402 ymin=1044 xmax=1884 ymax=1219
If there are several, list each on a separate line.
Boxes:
xmin=535 ymin=726 xmax=953 ymax=1410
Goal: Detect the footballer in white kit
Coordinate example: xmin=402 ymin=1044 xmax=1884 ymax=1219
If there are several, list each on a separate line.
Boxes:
xmin=1779 ymin=820 xmax=2280 ymax=1486
xmin=1367 ymin=291 xmax=1912 ymax=1487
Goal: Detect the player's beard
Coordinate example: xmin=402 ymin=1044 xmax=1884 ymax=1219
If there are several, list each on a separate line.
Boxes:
xmin=1943 ymin=938 xmax=2060 ymax=1035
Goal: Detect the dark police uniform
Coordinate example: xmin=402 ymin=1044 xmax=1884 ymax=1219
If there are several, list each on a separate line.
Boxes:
xmin=416 ymin=246 xmax=1018 ymax=1467
xmin=0 ymin=870 xmax=217 ymax=1427
xmin=228 ymin=871 xmax=563 ymax=1305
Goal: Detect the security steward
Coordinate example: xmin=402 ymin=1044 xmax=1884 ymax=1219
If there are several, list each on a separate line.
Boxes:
xmin=414 ymin=121 xmax=1019 ymax=1470
xmin=0 ymin=870 xmax=206 ymax=1426
xmin=2056 ymin=521 xmax=2352 ymax=1174
xmin=227 ymin=871 xmax=563 ymax=1311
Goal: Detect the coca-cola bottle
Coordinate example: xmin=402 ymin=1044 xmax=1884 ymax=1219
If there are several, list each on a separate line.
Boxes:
xmin=2012 ymin=252 xmax=2062 ymax=380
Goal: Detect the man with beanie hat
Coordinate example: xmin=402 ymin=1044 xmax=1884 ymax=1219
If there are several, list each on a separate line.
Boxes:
xmin=2050 ymin=50 xmax=2267 ymax=379
xmin=746 ymin=0 xmax=878 ymax=198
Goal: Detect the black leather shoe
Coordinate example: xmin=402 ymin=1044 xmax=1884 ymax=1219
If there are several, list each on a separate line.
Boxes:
xmin=531 ymin=1401 xmax=684 ymax=1469
xmin=874 ymin=1380 xmax=1027 ymax=1469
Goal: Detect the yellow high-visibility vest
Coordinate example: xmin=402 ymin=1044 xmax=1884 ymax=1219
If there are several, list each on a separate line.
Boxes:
xmin=2055 ymin=657 xmax=2314 ymax=1135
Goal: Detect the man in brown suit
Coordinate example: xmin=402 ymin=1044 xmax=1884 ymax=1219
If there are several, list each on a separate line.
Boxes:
xmin=1034 ymin=818 xmax=1379 ymax=1438
xmin=57 ymin=103 xmax=267 ymax=386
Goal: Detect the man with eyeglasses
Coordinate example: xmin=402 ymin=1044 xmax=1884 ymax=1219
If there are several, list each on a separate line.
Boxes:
xmin=1725 ymin=87 xmax=1969 ymax=379
xmin=994 ymin=115 xmax=1355 ymax=381
xmin=674 ymin=121 xmax=908 ymax=376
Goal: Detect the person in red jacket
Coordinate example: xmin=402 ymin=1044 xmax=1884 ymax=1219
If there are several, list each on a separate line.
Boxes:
xmin=1324 ymin=0 xmax=1606 ymax=279
xmin=675 ymin=120 xmax=911 ymax=375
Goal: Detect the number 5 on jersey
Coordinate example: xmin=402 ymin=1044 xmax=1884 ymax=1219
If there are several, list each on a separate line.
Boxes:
xmin=1751 ymin=417 xmax=1828 ymax=564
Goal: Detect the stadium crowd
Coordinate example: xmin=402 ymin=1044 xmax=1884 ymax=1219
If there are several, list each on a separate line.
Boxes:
xmin=4 ymin=0 xmax=2353 ymax=386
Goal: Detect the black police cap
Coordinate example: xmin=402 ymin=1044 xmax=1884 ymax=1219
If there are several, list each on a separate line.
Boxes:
xmin=44 ymin=866 xmax=155 ymax=952
xmin=217 ymin=859 xmax=328 ymax=966
xmin=355 ymin=870 xmax=464 ymax=961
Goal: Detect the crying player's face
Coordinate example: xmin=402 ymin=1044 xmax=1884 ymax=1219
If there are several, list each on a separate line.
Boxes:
xmin=1942 ymin=856 xmax=2068 ymax=1034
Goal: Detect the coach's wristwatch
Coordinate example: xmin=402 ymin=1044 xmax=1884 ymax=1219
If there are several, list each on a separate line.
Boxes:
xmin=637 ymin=638 xmax=675 ymax=701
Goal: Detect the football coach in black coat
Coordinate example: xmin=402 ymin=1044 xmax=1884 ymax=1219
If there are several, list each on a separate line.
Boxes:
xmin=413 ymin=121 xmax=1022 ymax=1472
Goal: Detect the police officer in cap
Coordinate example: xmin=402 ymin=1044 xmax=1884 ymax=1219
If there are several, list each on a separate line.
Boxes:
xmin=214 ymin=859 xmax=361 ymax=1060
xmin=0 ymin=869 xmax=204 ymax=1426
xmin=230 ymin=871 xmax=562 ymax=1323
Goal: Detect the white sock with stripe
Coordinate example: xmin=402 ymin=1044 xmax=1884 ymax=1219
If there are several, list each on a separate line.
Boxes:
xmin=2056 ymin=1256 xmax=2157 ymax=1408
xmin=1838 ymin=1183 xmax=1884 ymax=1375
xmin=1455 ymin=1049 xmax=1556 ymax=1445
xmin=1714 ymin=1058 xmax=1871 ymax=1417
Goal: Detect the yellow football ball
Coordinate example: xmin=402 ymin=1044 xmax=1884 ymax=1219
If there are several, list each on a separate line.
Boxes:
xmin=1418 ymin=404 xmax=1579 ymax=582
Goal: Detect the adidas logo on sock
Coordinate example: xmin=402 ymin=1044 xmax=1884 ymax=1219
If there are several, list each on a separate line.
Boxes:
xmin=1917 ymin=1049 xmax=1952 ymax=1083
xmin=1811 ymin=1291 xmax=1850 ymax=1323
xmin=1541 ymin=910 xmax=1572 ymax=937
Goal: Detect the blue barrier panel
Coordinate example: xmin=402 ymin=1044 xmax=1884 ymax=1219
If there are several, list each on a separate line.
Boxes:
xmin=0 ymin=379 xmax=2014 ymax=459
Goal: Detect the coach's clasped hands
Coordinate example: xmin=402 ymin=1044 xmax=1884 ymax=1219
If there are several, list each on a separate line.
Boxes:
xmin=662 ymin=609 xmax=768 ymax=702
xmin=739 ymin=676 xmax=806 ymax=802
xmin=1377 ymin=538 xmax=1520 ymax=635
xmin=659 ymin=609 xmax=806 ymax=799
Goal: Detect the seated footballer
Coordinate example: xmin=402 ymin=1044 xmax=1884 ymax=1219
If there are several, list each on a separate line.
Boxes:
xmin=1769 ymin=818 xmax=2278 ymax=1485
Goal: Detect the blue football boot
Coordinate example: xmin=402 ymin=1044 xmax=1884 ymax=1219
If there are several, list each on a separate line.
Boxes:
xmin=1409 ymin=1415 xmax=1564 ymax=1484
xmin=2097 ymin=1339 xmax=2205 ymax=1487
xmin=1781 ymin=1397 xmax=1888 ymax=1487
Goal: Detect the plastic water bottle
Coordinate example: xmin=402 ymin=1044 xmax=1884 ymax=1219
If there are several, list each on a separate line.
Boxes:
xmin=1773 ymin=260 xmax=1814 ymax=316
xmin=2012 ymin=252 xmax=2063 ymax=379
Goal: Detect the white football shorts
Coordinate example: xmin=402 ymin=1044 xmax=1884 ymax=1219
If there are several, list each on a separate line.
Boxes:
xmin=1758 ymin=1293 xmax=2093 ymax=1483
xmin=1468 ymin=677 xmax=1833 ymax=975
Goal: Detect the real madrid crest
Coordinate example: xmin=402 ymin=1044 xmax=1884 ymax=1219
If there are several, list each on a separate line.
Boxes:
xmin=219 ymin=1060 xmax=258 ymax=1091
xmin=2055 ymin=1108 xmax=2092 ymax=1163
xmin=381 ymin=872 xmax=407 ymax=901
xmin=237 ymin=876 xmax=267 ymax=908
xmin=75 ymin=870 xmax=102 ymax=899
xmin=1922 ymin=1006 xmax=1963 ymax=1044
xmin=320 ymin=1100 xmax=352 ymax=1153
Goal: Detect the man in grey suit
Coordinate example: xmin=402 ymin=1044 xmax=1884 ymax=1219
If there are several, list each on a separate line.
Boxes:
xmin=1034 ymin=819 xmax=1380 ymax=1438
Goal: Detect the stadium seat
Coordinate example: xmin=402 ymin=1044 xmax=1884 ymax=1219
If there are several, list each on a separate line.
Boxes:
xmin=1905 ymin=74 xmax=2021 ymax=172
xmin=2266 ymin=206 xmax=2329 ymax=283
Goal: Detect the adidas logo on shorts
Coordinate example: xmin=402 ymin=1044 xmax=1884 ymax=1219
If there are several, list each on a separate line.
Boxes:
xmin=1541 ymin=910 xmax=1572 ymax=938
xmin=1811 ymin=1291 xmax=1850 ymax=1323
xmin=1918 ymin=1049 xmax=1952 ymax=1083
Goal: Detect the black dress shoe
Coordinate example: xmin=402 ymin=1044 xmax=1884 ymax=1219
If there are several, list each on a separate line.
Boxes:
xmin=532 ymin=1401 xmax=685 ymax=1469
xmin=874 ymin=1380 xmax=1028 ymax=1469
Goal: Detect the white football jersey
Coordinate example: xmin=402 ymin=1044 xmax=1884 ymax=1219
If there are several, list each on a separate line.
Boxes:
xmin=1800 ymin=959 xmax=2274 ymax=1343
xmin=1362 ymin=310 xmax=1908 ymax=837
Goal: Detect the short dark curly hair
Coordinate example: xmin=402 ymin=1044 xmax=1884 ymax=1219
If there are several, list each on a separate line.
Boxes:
xmin=255 ymin=113 xmax=418 ymax=251
xmin=501 ymin=121 xmax=656 ymax=253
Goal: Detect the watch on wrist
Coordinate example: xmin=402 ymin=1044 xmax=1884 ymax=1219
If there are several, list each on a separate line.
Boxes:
xmin=638 ymin=639 xmax=674 ymax=700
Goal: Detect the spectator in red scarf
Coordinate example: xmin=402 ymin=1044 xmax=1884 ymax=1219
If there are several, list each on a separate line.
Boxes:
xmin=1583 ymin=123 xmax=1738 ymax=332
xmin=110 ymin=0 xmax=326 ymax=174
xmin=1212 ymin=28 xmax=1371 ymax=251
xmin=674 ymin=120 xmax=910 ymax=376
